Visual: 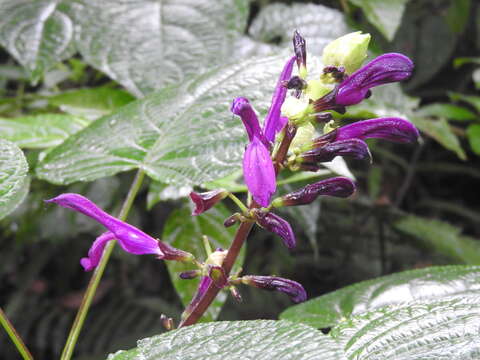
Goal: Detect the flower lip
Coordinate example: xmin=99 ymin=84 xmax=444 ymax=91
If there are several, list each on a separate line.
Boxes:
xmin=279 ymin=177 xmax=356 ymax=207
xmin=335 ymin=53 xmax=414 ymax=106
xmin=189 ymin=189 xmax=228 ymax=216
xmin=301 ymin=138 xmax=371 ymax=164
xmin=254 ymin=210 xmax=296 ymax=249
xmin=241 ymin=275 xmax=307 ymax=303
xmin=46 ymin=193 xmax=193 ymax=270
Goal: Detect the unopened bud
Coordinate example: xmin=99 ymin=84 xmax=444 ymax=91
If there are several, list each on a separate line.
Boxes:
xmin=160 ymin=314 xmax=174 ymax=331
xmin=241 ymin=275 xmax=307 ymax=303
xmin=230 ymin=286 xmax=243 ymax=302
xmin=293 ymin=30 xmax=307 ymax=78
xmin=179 ymin=270 xmax=201 ymax=280
xmin=190 ymin=189 xmax=228 ymax=216
xmin=322 ymin=32 xmax=371 ymax=74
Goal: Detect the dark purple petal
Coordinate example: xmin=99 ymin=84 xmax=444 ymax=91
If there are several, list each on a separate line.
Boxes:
xmin=46 ymin=193 xmax=193 ymax=268
xmin=179 ymin=270 xmax=201 ymax=279
xmin=254 ymin=210 xmax=296 ymax=249
xmin=263 ymin=56 xmax=296 ymax=142
xmin=242 ymin=275 xmax=307 ymax=303
xmin=231 ymin=97 xmax=263 ymax=142
xmin=301 ymin=138 xmax=371 ymax=163
xmin=336 ymin=53 xmax=414 ymax=105
xmin=335 ymin=117 xmax=420 ymax=143
xmin=182 ymin=276 xmax=212 ymax=320
xmin=189 ymin=189 xmax=228 ymax=216
xmin=243 ymin=137 xmax=276 ymax=207
xmin=80 ymin=232 xmax=115 ymax=271
xmin=279 ymin=177 xmax=356 ymax=206
xmin=293 ymin=30 xmax=306 ymax=70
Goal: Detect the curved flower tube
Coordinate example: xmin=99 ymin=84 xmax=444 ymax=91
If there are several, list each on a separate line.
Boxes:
xmin=335 ymin=53 xmax=414 ymax=106
xmin=253 ymin=209 xmax=296 ymax=249
xmin=46 ymin=193 xmax=193 ymax=270
xmin=241 ymin=275 xmax=307 ymax=303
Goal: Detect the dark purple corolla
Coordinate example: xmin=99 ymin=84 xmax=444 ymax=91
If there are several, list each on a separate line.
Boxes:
xmin=46 ymin=193 xmax=193 ymax=270
xmin=190 ymin=189 xmax=228 ymax=216
xmin=231 ymin=56 xmax=296 ymax=207
xmin=253 ymin=209 xmax=296 ymax=249
xmin=241 ymin=275 xmax=307 ymax=303
xmin=276 ymin=177 xmax=356 ymax=207
xmin=335 ymin=53 xmax=414 ymax=106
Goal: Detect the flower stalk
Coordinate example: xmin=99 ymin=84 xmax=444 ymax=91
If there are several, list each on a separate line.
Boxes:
xmin=0 ymin=307 xmax=33 ymax=360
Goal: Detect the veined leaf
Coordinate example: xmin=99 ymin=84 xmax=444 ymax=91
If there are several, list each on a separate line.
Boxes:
xmin=280 ymin=265 xmax=480 ymax=328
xmin=0 ymin=0 xmax=248 ymax=96
xmin=0 ymin=0 xmax=76 ymax=83
xmin=349 ymin=0 xmax=409 ymax=41
xmin=48 ymin=87 xmax=135 ymax=121
xmin=107 ymin=320 xmax=344 ymax=360
xmin=162 ymin=203 xmax=242 ymax=322
xmin=394 ymin=215 xmax=480 ymax=263
xmin=35 ymin=54 xmax=291 ymax=185
xmin=0 ymin=139 xmax=29 ymax=220
xmin=249 ymin=3 xmax=347 ymax=56
xmin=0 ymin=114 xmax=87 ymax=149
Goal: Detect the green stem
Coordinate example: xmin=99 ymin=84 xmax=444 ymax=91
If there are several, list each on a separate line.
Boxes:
xmin=228 ymin=193 xmax=248 ymax=213
xmin=60 ymin=169 xmax=145 ymax=360
xmin=0 ymin=307 xmax=33 ymax=360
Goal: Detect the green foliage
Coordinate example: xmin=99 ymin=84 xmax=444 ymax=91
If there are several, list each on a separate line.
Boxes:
xmin=466 ymin=124 xmax=480 ymax=155
xmin=48 ymin=87 xmax=135 ymax=120
xmin=35 ymin=54 xmax=288 ymax=185
xmin=0 ymin=114 xmax=87 ymax=149
xmin=0 ymin=139 xmax=29 ymax=220
xmin=280 ymin=265 xmax=480 ymax=328
xmin=0 ymin=0 xmax=249 ymax=96
xmin=394 ymin=215 xmax=480 ymax=264
xmin=107 ymin=320 xmax=343 ymax=360
xmin=162 ymin=203 xmax=242 ymax=322
xmin=249 ymin=3 xmax=348 ymax=56
xmin=416 ymin=103 xmax=477 ymax=122
xmin=349 ymin=0 xmax=409 ymax=41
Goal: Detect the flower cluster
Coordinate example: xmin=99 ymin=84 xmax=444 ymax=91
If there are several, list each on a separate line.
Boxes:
xmin=45 ymin=31 xmax=419 ymax=324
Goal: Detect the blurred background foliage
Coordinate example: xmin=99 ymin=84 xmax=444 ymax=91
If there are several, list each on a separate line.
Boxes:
xmin=0 ymin=0 xmax=479 ymax=359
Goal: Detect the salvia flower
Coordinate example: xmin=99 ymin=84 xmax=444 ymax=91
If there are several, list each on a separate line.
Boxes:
xmin=241 ymin=275 xmax=307 ymax=303
xmin=45 ymin=193 xmax=193 ymax=270
xmin=231 ymin=56 xmax=296 ymax=206
xmin=335 ymin=53 xmax=414 ymax=106
xmin=273 ymin=177 xmax=356 ymax=208
xmin=189 ymin=189 xmax=228 ymax=216
xmin=253 ymin=209 xmax=296 ymax=249
xmin=299 ymin=138 xmax=371 ymax=166
xmin=314 ymin=117 xmax=420 ymax=146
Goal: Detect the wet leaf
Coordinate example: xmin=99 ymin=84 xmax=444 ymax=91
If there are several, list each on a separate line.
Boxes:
xmin=0 ymin=139 xmax=29 ymax=220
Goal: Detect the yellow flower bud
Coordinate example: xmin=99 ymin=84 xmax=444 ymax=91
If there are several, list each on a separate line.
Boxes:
xmin=322 ymin=32 xmax=371 ymax=74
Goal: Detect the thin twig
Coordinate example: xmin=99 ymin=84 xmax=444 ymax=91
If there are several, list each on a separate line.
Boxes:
xmin=0 ymin=307 xmax=33 ymax=360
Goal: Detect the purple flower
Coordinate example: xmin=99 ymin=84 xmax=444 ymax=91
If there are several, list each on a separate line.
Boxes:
xmin=231 ymin=56 xmax=296 ymax=207
xmin=300 ymin=138 xmax=371 ymax=165
xmin=189 ymin=189 xmax=228 ymax=216
xmin=182 ymin=276 xmax=212 ymax=320
xmin=335 ymin=53 xmax=414 ymax=106
xmin=241 ymin=275 xmax=307 ymax=303
xmin=277 ymin=177 xmax=356 ymax=207
xmin=253 ymin=209 xmax=296 ymax=249
xmin=316 ymin=117 xmax=420 ymax=145
xmin=45 ymin=193 xmax=193 ymax=270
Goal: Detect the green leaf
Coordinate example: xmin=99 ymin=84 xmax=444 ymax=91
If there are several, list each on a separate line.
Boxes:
xmin=0 ymin=0 xmax=248 ymax=95
xmin=146 ymin=180 xmax=192 ymax=210
xmin=0 ymin=139 xmax=29 ymax=220
xmin=107 ymin=320 xmax=344 ymax=360
xmin=449 ymin=92 xmax=480 ymax=113
xmin=71 ymin=0 xmax=248 ymax=96
xmin=416 ymin=103 xmax=478 ymax=122
xmin=0 ymin=114 xmax=87 ymax=149
xmin=446 ymin=0 xmax=471 ymax=34
xmin=280 ymin=265 xmax=480 ymax=329
xmin=467 ymin=124 xmax=480 ymax=155
xmin=107 ymin=348 xmax=139 ymax=360
xmin=0 ymin=0 xmax=76 ymax=83
xmin=48 ymin=87 xmax=135 ymax=120
xmin=453 ymin=56 xmax=480 ymax=68
xmin=162 ymin=203 xmax=242 ymax=322
xmin=411 ymin=116 xmax=467 ymax=160
xmin=35 ymin=54 xmax=291 ymax=186
xmin=394 ymin=215 xmax=480 ymax=264
xmin=332 ymin=291 xmax=480 ymax=359
xmin=349 ymin=0 xmax=409 ymax=41
xmin=249 ymin=3 xmax=348 ymax=56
